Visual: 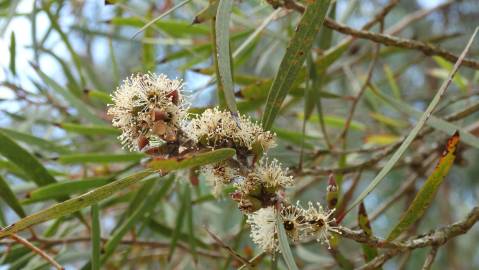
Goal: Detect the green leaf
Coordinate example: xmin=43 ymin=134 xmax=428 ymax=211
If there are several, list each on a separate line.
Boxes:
xmin=0 ymin=170 xmax=154 ymax=239
xmin=168 ymin=183 xmax=189 ymax=261
xmin=370 ymin=84 xmax=479 ymax=149
xmin=132 ymin=0 xmax=192 ymax=39
xmin=22 ymin=178 xmax=111 ymax=204
xmin=0 ymin=130 xmax=57 ymax=186
xmin=262 ymin=0 xmax=331 ymax=130
xmin=0 ymin=175 xmax=26 ymax=218
xmin=100 ymin=175 xmax=174 ymax=266
xmin=34 ymin=68 xmax=104 ymax=125
xmin=276 ymin=212 xmax=299 ymax=270
xmin=148 ymin=148 xmax=235 ymax=172
xmin=43 ymin=5 xmax=86 ymax=86
xmin=358 ymin=202 xmax=379 ymax=266
xmin=57 ymin=153 xmax=144 ymax=164
xmin=215 ymin=0 xmax=238 ymax=114
xmin=346 ymin=27 xmax=479 ymax=213
xmin=305 ymin=114 xmax=366 ymax=131
xmin=148 ymin=219 xmax=208 ymax=248
xmin=383 ymin=64 xmax=401 ymax=100
xmin=273 ymin=127 xmax=318 ymax=149
xmin=110 ymin=17 xmax=209 ymax=37
xmin=387 ymin=132 xmax=460 ymax=240
xmin=433 ymin=56 xmax=468 ymax=93
xmin=185 ymin=184 xmax=197 ymax=262
xmin=58 ymin=123 xmax=120 ymax=136
xmin=84 ymin=89 xmax=112 ymax=104
xmin=91 ymin=204 xmax=101 ymax=270
xmin=369 ymin=112 xmax=407 ymax=129
xmin=9 ymin=31 xmax=16 ymax=75
xmin=193 ymin=0 xmax=218 ymax=24
xmin=142 ymin=9 xmax=155 ymax=71
xmin=0 ymin=128 xmax=71 ymax=154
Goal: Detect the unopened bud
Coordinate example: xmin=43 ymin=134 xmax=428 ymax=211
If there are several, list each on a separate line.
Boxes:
xmin=326 ymin=173 xmax=338 ymax=210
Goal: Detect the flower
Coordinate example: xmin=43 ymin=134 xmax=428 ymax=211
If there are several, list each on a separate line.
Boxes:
xmin=108 ymin=73 xmax=187 ymax=151
xmin=185 ymin=108 xmax=275 ymax=152
xmin=246 ymin=206 xmax=278 ymax=252
xmin=248 ymin=157 xmax=294 ymax=190
xmin=303 ymin=202 xmax=341 ymax=248
xmin=280 ymin=203 xmax=308 ymax=242
xmin=200 ymin=162 xmax=238 ymax=197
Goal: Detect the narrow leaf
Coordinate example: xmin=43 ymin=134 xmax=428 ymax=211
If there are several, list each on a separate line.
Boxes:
xmin=276 ymin=212 xmax=299 ymax=270
xmin=84 ymin=89 xmax=112 ymax=104
xmin=132 ymin=0 xmax=191 ymax=39
xmin=186 ymin=184 xmax=197 ymax=263
xmin=58 ymin=123 xmax=120 ymax=136
xmin=0 ymin=128 xmax=71 ymax=154
xmin=148 ymin=148 xmax=235 ymax=172
xmin=168 ymin=183 xmax=189 ymax=261
xmin=23 ymin=178 xmax=111 ymax=204
xmin=9 ymin=31 xmax=16 ymax=75
xmin=193 ymin=0 xmax=218 ymax=24
xmin=0 ymin=170 xmax=153 ymax=239
xmin=91 ymin=204 xmax=101 ymax=270
xmin=358 ymin=202 xmax=379 ymax=265
xmin=100 ymin=175 xmax=174 ymax=265
xmin=262 ymin=0 xmax=331 ymax=130
xmin=0 ymin=175 xmax=26 ymax=218
xmin=383 ymin=64 xmax=401 ymax=100
xmin=57 ymin=153 xmax=144 ymax=164
xmin=0 ymin=130 xmax=57 ymax=186
xmin=370 ymin=85 xmax=479 ymax=149
xmin=34 ymin=68 xmax=104 ymax=125
xmin=387 ymin=132 xmax=460 ymax=240
xmin=215 ymin=0 xmax=238 ymax=114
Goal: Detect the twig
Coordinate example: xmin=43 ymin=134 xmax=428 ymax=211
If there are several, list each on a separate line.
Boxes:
xmin=10 ymin=234 xmax=64 ymax=270
xmin=238 ymin=252 xmax=267 ymax=270
xmin=421 ymin=246 xmax=439 ymax=270
xmin=386 ymin=0 xmax=455 ymax=35
xmin=272 ymin=0 xmax=479 ymax=69
xmin=338 ymin=23 xmax=382 ymax=142
xmin=205 ymin=227 xmax=255 ymax=269
xmin=0 ymin=236 xmax=223 ymax=259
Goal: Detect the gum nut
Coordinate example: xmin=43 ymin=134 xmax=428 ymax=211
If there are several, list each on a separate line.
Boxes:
xmin=137 ymin=135 xmax=149 ymax=150
xmin=164 ymin=129 xmax=177 ymax=142
xmin=167 ymin=90 xmax=179 ymax=105
xmin=151 ymin=108 xmax=169 ymax=121
xmin=152 ymin=121 xmax=167 ymax=135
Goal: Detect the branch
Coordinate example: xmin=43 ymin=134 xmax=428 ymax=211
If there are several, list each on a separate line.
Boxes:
xmin=340 ymin=207 xmax=479 ymax=269
xmin=10 ymin=234 xmax=64 ymax=270
xmin=322 ymin=18 xmax=479 ymax=70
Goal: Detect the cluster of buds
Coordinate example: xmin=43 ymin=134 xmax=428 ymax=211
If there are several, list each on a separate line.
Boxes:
xmin=231 ymin=158 xmax=293 ymax=212
xmin=109 ymin=73 xmax=339 ymax=254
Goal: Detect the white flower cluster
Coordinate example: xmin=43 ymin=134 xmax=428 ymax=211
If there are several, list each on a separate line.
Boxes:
xmin=108 ymin=73 xmax=338 ymax=255
xmin=185 ymin=107 xmax=276 ymax=152
xmin=108 ymin=73 xmax=186 ymax=151
xmin=247 ymin=202 xmax=340 ymax=253
xmin=233 ymin=158 xmax=293 ymax=197
xmin=248 ymin=158 xmax=294 ymax=190
xmin=246 ymin=206 xmax=278 ymax=252
xmin=200 ymin=161 xmax=238 ymax=197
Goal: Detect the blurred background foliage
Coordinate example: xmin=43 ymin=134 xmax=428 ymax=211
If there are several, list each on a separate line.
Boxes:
xmin=0 ymin=0 xmax=478 ymax=269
